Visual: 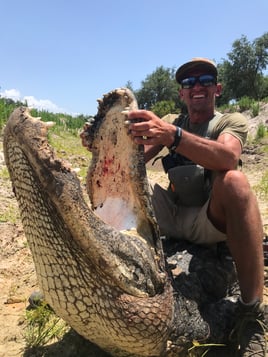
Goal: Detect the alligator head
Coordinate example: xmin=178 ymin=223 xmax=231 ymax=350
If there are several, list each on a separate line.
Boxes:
xmin=3 ymin=88 xmax=236 ymax=356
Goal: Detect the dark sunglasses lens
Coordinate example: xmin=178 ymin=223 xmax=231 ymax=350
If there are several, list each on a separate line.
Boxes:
xmin=181 ymin=75 xmax=216 ymax=88
xmin=199 ymin=75 xmax=216 ymax=86
xmin=181 ymin=77 xmax=196 ymax=89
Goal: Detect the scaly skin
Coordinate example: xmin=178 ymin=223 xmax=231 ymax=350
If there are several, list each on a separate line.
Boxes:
xmin=3 ymin=88 xmax=210 ymax=356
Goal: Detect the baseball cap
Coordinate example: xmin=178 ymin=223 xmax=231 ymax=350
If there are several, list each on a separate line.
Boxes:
xmin=176 ymin=57 xmax=218 ymax=83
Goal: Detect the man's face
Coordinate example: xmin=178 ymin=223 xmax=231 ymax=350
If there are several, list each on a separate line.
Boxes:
xmin=179 ymin=70 xmax=222 ymax=113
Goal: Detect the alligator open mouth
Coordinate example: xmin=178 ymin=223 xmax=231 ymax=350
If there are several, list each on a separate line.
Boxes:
xmin=3 ymin=88 xmax=238 ymax=356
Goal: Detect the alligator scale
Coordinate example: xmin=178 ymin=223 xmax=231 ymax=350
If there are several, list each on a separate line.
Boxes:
xmin=3 ymin=88 xmax=238 ymax=356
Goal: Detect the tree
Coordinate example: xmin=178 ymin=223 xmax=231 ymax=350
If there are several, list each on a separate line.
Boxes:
xmin=151 ymin=100 xmax=177 ymax=118
xmin=218 ymin=33 xmax=268 ymax=103
xmin=134 ymin=66 xmax=180 ymax=112
xmin=125 ymin=80 xmax=134 ymax=92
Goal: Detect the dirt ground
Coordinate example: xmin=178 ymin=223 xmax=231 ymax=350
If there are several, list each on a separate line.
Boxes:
xmin=0 ymin=108 xmax=267 ymax=357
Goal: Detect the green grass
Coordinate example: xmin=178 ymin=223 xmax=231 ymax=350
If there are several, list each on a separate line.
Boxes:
xmin=188 ymin=340 xmax=226 ymax=356
xmin=0 ymin=202 xmax=20 ymax=223
xmin=0 ymin=165 xmax=10 ymax=180
xmin=255 ymin=170 xmax=268 ymax=198
xmin=0 ymin=167 xmax=21 ymax=223
xmin=25 ymin=303 xmax=69 ymax=348
xmin=47 ymin=129 xmax=92 ymax=182
xmin=255 ymin=123 xmax=268 ymax=141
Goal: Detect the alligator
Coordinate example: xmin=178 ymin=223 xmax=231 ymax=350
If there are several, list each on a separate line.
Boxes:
xmin=3 ymin=88 xmax=239 ymax=356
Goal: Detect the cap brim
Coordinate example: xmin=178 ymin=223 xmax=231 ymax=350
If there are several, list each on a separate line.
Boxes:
xmin=176 ymin=60 xmax=217 ymax=83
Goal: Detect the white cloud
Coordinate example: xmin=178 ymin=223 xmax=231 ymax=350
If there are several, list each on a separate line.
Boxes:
xmin=0 ymin=88 xmax=65 ymax=113
xmin=23 ymin=96 xmax=64 ymax=113
xmin=1 ymin=89 xmax=21 ymax=101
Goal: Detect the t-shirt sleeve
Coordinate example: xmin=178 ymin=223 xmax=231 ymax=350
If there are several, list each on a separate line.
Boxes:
xmin=212 ymin=112 xmax=248 ymax=147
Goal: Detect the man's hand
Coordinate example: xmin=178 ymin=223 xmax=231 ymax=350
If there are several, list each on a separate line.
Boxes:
xmin=127 ymin=110 xmax=177 ymax=148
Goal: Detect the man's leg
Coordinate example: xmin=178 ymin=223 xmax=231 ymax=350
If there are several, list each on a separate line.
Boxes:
xmin=208 ymin=170 xmax=266 ymax=356
xmin=150 ymin=182 xmax=202 ymax=240
xmin=208 ymin=170 xmax=264 ymax=303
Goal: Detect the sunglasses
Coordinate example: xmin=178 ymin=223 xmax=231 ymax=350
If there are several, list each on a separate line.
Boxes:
xmin=180 ymin=74 xmax=216 ymax=89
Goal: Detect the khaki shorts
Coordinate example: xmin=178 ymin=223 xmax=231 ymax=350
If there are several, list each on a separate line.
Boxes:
xmin=151 ymin=183 xmax=227 ymax=245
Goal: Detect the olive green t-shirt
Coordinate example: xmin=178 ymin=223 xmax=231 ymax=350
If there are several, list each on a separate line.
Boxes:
xmin=173 ymin=112 xmax=248 ymax=147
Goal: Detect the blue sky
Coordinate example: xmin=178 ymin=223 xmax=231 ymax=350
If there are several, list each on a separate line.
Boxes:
xmin=1 ymin=0 xmax=267 ymax=116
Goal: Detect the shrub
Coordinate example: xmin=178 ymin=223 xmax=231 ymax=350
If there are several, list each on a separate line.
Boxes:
xmin=255 ymin=123 xmax=267 ymax=140
xmin=238 ymin=96 xmax=253 ymax=112
xmin=251 ymin=102 xmax=260 ymax=117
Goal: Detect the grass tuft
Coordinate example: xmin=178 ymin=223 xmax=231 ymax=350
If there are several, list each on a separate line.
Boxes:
xmin=24 ymin=303 xmax=69 ymax=348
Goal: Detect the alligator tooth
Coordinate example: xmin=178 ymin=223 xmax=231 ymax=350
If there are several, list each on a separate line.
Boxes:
xmin=86 ymin=118 xmax=95 ymax=125
xmin=45 ymin=121 xmax=55 ymax=128
xmin=84 ymin=123 xmax=93 ymax=130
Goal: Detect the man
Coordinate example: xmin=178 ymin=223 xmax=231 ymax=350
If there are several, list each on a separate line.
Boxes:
xmin=127 ymin=58 xmax=266 ymax=356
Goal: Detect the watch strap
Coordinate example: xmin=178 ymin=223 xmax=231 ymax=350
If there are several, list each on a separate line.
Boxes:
xmin=168 ymin=126 xmax=182 ymax=152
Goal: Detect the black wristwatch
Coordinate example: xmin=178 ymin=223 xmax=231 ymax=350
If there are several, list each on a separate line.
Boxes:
xmin=168 ymin=126 xmax=182 ymax=152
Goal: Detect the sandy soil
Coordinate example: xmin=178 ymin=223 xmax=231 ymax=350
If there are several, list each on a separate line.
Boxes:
xmin=0 ymin=108 xmax=267 ymax=357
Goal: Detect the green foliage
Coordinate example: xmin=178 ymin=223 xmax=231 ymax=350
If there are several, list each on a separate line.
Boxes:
xmin=0 ymin=97 xmax=90 ymax=133
xmin=0 ymin=98 xmax=92 ymax=183
xmin=237 ymin=96 xmax=254 ymax=111
xmin=135 ymin=66 xmax=181 ymax=111
xmin=251 ymin=101 xmax=260 ymax=117
xmin=48 ymin=127 xmax=92 ymax=184
xmin=217 ymin=103 xmax=237 ymax=113
xmin=151 ymin=100 xmax=178 ymax=118
xmin=236 ymin=97 xmax=261 ymax=117
xmin=217 ymin=33 xmax=268 ymax=105
xmin=255 ymin=123 xmax=267 ymax=140
xmin=25 ymin=303 xmax=69 ymax=347
xmin=125 ymin=80 xmax=134 ymax=92
xmin=0 ymin=97 xmax=24 ymax=130
xmin=188 ymin=340 xmax=226 ymax=356
xmin=30 ymin=108 xmax=88 ymax=131
xmin=47 ymin=130 xmax=92 ymax=182
xmin=0 ymin=165 xmax=10 ymax=180
xmin=131 ymin=32 xmax=268 ymax=111
xmin=255 ymin=170 xmax=268 ymax=198
xmin=0 ymin=202 xmax=20 ymax=223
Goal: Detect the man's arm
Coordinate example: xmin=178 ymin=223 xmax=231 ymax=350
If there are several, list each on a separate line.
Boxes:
xmin=128 ymin=110 xmax=243 ymax=171
xmin=174 ymin=130 xmax=242 ymax=171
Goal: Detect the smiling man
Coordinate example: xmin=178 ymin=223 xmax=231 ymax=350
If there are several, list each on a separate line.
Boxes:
xmin=127 ymin=58 xmax=266 ymax=356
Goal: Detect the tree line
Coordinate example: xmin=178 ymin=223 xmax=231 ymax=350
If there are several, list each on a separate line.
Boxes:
xmin=128 ymin=32 xmax=268 ymax=117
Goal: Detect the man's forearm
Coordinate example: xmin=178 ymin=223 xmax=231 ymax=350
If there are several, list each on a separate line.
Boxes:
xmin=175 ymin=130 xmax=241 ymax=171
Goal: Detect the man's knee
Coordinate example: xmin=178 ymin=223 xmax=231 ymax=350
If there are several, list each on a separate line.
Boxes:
xmin=213 ymin=170 xmax=251 ymax=202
